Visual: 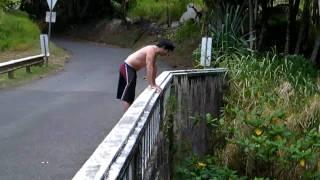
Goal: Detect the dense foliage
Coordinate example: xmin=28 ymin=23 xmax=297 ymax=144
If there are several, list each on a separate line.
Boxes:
xmin=20 ymin=0 xmax=113 ymax=29
xmin=127 ymin=0 xmax=204 ymax=23
xmin=178 ymin=2 xmax=320 ymax=179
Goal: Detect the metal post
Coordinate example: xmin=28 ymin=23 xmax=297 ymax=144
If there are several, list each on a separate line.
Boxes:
xmin=48 ymin=0 xmax=53 ymax=42
xmin=204 ymin=37 xmax=208 ymax=68
xmin=45 ymin=0 xmax=53 ymax=66
xmin=42 ymin=35 xmax=49 ymax=66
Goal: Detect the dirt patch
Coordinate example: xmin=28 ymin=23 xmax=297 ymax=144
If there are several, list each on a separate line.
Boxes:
xmin=0 ymin=48 xmax=41 ymax=63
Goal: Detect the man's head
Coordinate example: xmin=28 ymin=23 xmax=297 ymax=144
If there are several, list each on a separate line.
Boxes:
xmin=156 ymin=39 xmax=175 ymax=56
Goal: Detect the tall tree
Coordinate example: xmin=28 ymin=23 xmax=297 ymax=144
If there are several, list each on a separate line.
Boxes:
xmin=257 ymin=0 xmax=271 ymax=50
xmin=20 ymin=0 xmax=113 ymax=26
xmin=284 ymin=0 xmax=301 ymax=55
xmin=311 ymin=0 xmax=320 ymax=64
xmin=295 ymin=0 xmax=311 ymax=54
xmin=248 ymin=0 xmax=255 ymax=49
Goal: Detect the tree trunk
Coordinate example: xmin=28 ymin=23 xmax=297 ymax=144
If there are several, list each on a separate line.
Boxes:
xmin=311 ymin=35 xmax=320 ymax=64
xmin=254 ymin=0 xmax=258 ymax=21
xmin=79 ymin=0 xmax=91 ymax=19
xmin=249 ymin=0 xmax=254 ymax=49
xmin=310 ymin=0 xmax=320 ymax=64
xmin=257 ymin=0 xmax=269 ymax=50
xmin=284 ymin=0 xmax=300 ymax=55
xmin=295 ymin=0 xmax=310 ymax=54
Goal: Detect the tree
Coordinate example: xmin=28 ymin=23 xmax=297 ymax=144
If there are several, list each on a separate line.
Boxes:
xmin=257 ymin=0 xmax=273 ymax=51
xmin=248 ymin=0 xmax=254 ymax=49
xmin=311 ymin=0 xmax=320 ymax=64
xmin=20 ymin=0 xmax=113 ymax=26
xmin=284 ymin=0 xmax=301 ymax=55
xmin=295 ymin=0 xmax=311 ymax=54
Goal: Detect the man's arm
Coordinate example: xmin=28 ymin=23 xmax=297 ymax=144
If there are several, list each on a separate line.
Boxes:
xmin=146 ymin=52 xmax=162 ymax=92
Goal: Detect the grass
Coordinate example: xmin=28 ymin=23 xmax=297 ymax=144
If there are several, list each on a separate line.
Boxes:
xmin=0 ymin=10 xmax=40 ymax=51
xmin=0 ymin=42 xmax=69 ymax=89
xmin=179 ymin=6 xmax=320 ymax=176
xmin=205 ymin=50 xmax=320 ymax=178
xmin=0 ymin=10 xmax=69 ymax=89
xmin=0 ymin=64 xmax=58 ymax=88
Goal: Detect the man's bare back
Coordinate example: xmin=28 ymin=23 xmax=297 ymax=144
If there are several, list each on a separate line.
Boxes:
xmin=125 ymin=45 xmax=157 ymax=71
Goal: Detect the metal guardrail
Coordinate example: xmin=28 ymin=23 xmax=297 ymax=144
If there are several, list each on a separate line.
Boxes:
xmin=73 ymin=68 xmax=227 ymax=180
xmin=0 ymin=54 xmax=47 ymax=79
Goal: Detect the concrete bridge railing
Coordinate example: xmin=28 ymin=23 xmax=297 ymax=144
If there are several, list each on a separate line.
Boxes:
xmin=73 ymin=68 xmax=227 ymax=180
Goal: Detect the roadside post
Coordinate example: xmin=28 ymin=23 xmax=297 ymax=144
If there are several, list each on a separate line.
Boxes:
xmin=45 ymin=0 xmax=58 ymax=65
xmin=46 ymin=0 xmax=58 ymax=41
xmin=40 ymin=34 xmax=49 ymax=66
xmin=200 ymin=37 xmax=212 ymax=68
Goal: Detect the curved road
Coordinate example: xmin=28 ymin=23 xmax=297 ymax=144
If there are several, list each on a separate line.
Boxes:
xmin=0 ymin=39 xmax=171 ymax=180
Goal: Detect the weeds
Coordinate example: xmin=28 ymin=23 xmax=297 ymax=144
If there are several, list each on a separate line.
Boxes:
xmin=178 ymin=1 xmax=320 ymax=178
xmin=0 ymin=10 xmax=39 ymax=51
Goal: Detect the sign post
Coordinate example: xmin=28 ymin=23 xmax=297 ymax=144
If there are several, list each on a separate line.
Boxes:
xmin=45 ymin=0 xmax=58 ymax=64
xmin=200 ymin=37 xmax=212 ymax=68
xmin=46 ymin=0 xmax=58 ymax=42
xmin=40 ymin=34 xmax=49 ymax=66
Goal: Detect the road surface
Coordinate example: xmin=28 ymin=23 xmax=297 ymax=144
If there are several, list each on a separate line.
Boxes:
xmin=0 ymin=39 xmax=171 ymax=180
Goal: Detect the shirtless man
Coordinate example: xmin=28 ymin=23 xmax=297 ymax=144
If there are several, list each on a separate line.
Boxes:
xmin=116 ymin=39 xmax=175 ymax=111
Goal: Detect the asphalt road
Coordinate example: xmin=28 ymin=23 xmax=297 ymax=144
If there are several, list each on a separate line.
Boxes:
xmin=0 ymin=39 xmax=171 ymax=180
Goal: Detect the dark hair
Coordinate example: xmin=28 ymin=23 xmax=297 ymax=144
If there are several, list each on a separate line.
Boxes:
xmin=156 ymin=39 xmax=175 ymax=51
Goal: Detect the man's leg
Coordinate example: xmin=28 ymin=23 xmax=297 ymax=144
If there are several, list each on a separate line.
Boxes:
xmin=121 ymin=101 xmax=131 ymax=112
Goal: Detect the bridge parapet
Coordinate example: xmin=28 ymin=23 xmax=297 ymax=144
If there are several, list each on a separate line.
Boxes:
xmin=73 ymin=68 xmax=227 ymax=180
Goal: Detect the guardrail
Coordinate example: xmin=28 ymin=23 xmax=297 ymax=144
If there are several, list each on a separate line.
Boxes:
xmin=0 ymin=54 xmax=47 ymax=79
xmin=73 ymin=68 xmax=227 ymax=180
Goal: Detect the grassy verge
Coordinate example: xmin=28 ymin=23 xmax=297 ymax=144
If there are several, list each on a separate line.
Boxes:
xmin=0 ymin=43 xmax=69 ymax=89
xmin=0 ymin=9 xmax=69 ymax=89
xmin=0 ymin=10 xmax=39 ymax=51
xmin=175 ymin=4 xmax=320 ymax=178
xmin=178 ymin=38 xmax=320 ymax=180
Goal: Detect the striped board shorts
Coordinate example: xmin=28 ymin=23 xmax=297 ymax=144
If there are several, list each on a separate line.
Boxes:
xmin=116 ymin=63 xmax=137 ymax=104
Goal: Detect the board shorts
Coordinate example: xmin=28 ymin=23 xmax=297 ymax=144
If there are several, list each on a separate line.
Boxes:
xmin=116 ymin=62 xmax=137 ymax=104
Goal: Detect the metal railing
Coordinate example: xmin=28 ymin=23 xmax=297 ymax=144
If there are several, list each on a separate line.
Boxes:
xmin=0 ymin=54 xmax=47 ymax=79
xmin=73 ymin=68 xmax=227 ymax=180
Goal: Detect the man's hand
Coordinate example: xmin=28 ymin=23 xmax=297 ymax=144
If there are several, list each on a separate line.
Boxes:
xmin=150 ymin=85 xmax=162 ymax=93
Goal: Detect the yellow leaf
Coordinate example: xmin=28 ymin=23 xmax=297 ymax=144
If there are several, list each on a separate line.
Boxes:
xmin=255 ymin=128 xmax=263 ymax=136
xmin=197 ymin=162 xmax=206 ymax=168
xmin=299 ymin=159 xmax=305 ymax=167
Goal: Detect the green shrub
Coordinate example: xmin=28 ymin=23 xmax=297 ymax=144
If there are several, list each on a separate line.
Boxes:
xmin=188 ymin=2 xmax=320 ymax=177
xmin=206 ymin=38 xmax=320 ymax=179
xmin=175 ymin=21 xmax=201 ymax=43
xmin=0 ymin=11 xmax=40 ymax=51
xmin=128 ymin=0 xmax=204 ymax=23
xmin=231 ymin=107 xmax=320 ymax=178
xmin=175 ymin=155 xmax=246 ymax=180
xmin=0 ymin=0 xmax=21 ymax=10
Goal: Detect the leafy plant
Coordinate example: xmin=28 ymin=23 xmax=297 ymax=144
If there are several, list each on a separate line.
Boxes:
xmin=208 ymin=4 xmax=248 ymax=61
xmin=0 ymin=0 xmax=20 ymax=10
xmin=228 ymin=105 xmax=320 ymax=178
xmin=175 ymin=155 xmax=246 ymax=180
xmin=190 ymin=3 xmax=320 ymax=178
